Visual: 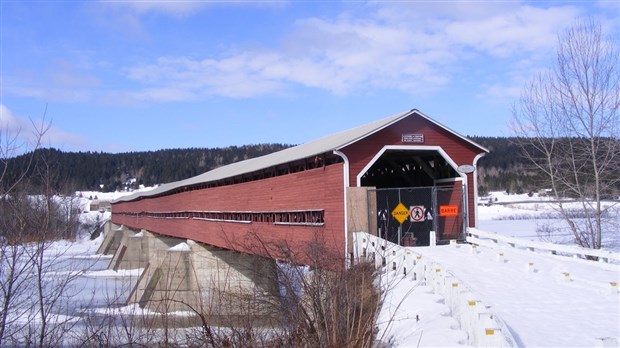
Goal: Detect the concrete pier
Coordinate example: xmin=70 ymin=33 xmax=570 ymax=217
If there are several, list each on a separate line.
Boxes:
xmin=107 ymin=229 xmax=180 ymax=271
xmin=99 ymin=222 xmax=279 ymax=323
xmin=96 ymin=223 xmax=128 ymax=255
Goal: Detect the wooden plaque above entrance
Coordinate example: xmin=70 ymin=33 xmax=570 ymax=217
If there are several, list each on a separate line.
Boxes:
xmin=402 ymin=133 xmax=425 ymax=143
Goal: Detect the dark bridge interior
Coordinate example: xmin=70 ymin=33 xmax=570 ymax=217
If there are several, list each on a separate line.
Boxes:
xmin=360 ymin=150 xmax=458 ymax=188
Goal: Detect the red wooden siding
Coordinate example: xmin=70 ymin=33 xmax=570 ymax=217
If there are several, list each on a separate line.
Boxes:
xmin=111 ymin=111 xmax=486 ymax=260
xmin=341 ymin=115 xmax=485 ymax=227
xmin=112 ymin=164 xmax=345 ymax=260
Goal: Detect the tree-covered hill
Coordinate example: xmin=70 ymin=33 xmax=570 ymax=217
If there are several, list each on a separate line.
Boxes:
xmin=1 ymin=144 xmax=290 ymax=193
xmin=469 ymin=136 xmax=544 ymax=196
xmin=1 ymin=138 xmax=550 ymax=195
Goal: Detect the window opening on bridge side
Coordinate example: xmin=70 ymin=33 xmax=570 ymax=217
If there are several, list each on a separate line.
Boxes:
xmin=137 ymin=152 xmax=344 ymax=200
xmin=114 ymin=209 xmax=325 ymax=226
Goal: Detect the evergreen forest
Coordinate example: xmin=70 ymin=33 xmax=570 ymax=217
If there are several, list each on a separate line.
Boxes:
xmin=1 ymin=144 xmax=290 ymax=193
xmin=0 ymin=137 xmax=568 ymax=196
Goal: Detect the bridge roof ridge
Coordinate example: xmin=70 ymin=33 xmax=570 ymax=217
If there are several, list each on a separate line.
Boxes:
xmin=114 ymin=109 xmax=487 ymax=203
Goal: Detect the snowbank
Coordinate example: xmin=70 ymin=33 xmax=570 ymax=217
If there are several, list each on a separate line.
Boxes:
xmin=355 ymin=232 xmax=620 ymax=347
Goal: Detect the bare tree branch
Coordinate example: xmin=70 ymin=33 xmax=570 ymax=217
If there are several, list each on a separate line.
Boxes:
xmin=511 ymin=18 xmax=619 ymax=250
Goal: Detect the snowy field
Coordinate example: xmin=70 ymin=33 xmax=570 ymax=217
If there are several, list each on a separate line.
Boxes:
xmin=478 ymin=191 xmax=620 ymax=252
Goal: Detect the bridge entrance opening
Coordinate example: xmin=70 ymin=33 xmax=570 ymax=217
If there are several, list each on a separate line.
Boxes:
xmin=360 ymin=149 xmax=466 ymax=246
xmin=360 ymin=149 xmax=457 ymax=188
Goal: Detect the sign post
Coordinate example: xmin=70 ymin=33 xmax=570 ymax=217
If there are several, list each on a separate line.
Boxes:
xmin=391 ymin=202 xmax=410 ymax=246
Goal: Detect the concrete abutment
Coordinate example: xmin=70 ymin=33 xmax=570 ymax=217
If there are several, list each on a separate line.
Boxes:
xmin=98 ymin=221 xmax=279 ymax=323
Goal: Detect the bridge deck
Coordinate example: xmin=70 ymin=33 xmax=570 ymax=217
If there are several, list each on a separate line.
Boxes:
xmin=413 ymin=243 xmax=620 ymax=347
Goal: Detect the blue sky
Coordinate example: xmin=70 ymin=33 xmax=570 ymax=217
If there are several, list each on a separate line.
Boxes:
xmin=1 ymin=1 xmax=618 ymax=153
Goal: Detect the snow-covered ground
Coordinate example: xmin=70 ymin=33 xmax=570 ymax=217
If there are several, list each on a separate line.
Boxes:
xmin=377 ymin=276 xmax=468 ymax=347
xmin=32 ymin=234 xmax=139 ymax=311
xmin=378 ymin=192 xmax=620 ymax=347
xmin=4 ymin=191 xmax=618 ymax=346
xmin=478 ymin=192 xmax=620 ymax=252
xmin=77 ymin=185 xmax=156 ymax=202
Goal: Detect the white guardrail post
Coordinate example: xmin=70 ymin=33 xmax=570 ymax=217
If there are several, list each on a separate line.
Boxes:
xmin=353 ymin=232 xmax=516 ymax=347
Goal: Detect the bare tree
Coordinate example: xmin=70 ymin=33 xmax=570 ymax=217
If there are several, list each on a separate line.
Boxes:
xmin=511 ymin=18 xmax=620 ymax=249
xmin=0 ymin=118 xmax=47 ymax=345
xmin=1 ymin=116 xmax=91 ymax=346
xmin=27 ymin=151 xmax=86 ymax=347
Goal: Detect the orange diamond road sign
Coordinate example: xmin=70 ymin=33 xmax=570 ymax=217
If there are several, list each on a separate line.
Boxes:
xmin=440 ymin=205 xmax=459 ymax=217
xmin=391 ymin=202 xmax=410 ymax=224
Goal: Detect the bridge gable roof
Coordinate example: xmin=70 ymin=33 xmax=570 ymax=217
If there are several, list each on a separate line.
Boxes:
xmin=114 ymin=109 xmax=487 ymax=203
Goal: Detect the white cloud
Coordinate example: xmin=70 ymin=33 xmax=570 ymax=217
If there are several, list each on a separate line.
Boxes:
xmin=481 ymin=55 xmax=552 ymax=101
xmin=124 ymin=54 xmax=288 ymax=99
xmin=117 ymin=2 xmax=592 ymax=101
xmin=5 ymin=60 xmax=100 ymax=103
xmin=443 ymin=5 xmax=582 ymax=57
xmin=0 ymin=105 xmax=40 ymax=155
xmin=0 ymin=104 xmax=22 ymax=133
xmin=98 ymin=0 xmax=212 ymax=18
xmin=6 ymin=2 xmax=611 ymax=105
xmin=101 ymin=0 xmax=286 ymax=18
xmin=122 ymin=12 xmax=463 ymax=98
xmin=372 ymin=0 xmax=523 ymax=22
xmin=43 ymin=125 xmax=88 ymax=149
xmin=116 ymin=1 xmax=210 ymax=17
xmin=0 ymin=104 xmax=87 ymax=152
xmin=481 ymin=84 xmax=523 ymax=101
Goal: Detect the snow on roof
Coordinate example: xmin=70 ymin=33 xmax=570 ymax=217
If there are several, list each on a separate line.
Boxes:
xmin=114 ymin=109 xmax=488 ymax=203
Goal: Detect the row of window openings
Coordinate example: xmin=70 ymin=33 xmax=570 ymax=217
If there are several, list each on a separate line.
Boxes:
xmin=116 ymin=210 xmax=325 ymax=226
xmin=148 ymin=154 xmax=343 ymax=199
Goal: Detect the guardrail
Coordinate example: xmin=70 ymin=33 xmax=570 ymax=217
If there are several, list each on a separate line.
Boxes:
xmin=466 ymin=228 xmax=620 ymax=264
xmin=353 ymin=232 xmax=516 ymax=347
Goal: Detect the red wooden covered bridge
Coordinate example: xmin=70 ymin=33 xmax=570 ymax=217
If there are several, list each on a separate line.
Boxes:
xmin=112 ymin=109 xmax=488 ymax=262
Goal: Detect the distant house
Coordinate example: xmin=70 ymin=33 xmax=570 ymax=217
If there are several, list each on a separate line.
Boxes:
xmin=90 ymin=200 xmax=112 ymax=212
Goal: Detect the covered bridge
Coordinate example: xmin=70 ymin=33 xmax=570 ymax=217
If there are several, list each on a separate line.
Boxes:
xmin=112 ymin=109 xmax=488 ymax=262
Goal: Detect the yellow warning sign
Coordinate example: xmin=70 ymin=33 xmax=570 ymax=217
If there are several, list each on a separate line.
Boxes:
xmin=391 ymin=202 xmax=410 ymax=224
